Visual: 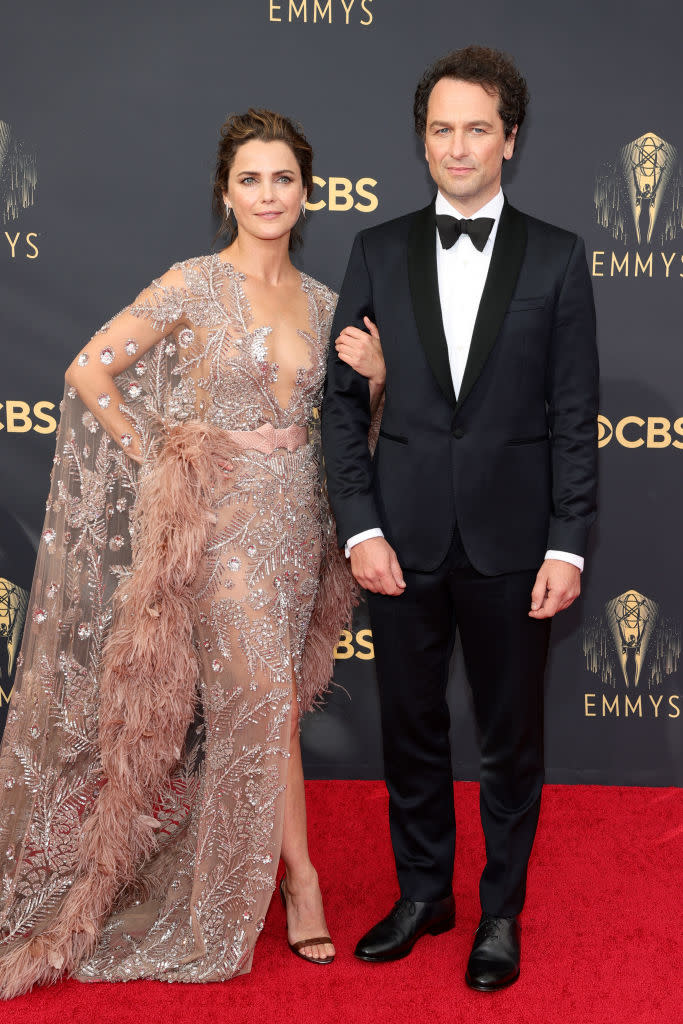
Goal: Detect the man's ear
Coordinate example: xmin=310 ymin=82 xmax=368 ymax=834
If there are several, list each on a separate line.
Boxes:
xmin=504 ymin=125 xmax=518 ymax=161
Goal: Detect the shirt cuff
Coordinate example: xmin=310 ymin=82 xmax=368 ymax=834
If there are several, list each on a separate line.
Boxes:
xmin=545 ymin=550 xmax=584 ymax=573
xmin=345 ymin=528 xmax=384 ymax=558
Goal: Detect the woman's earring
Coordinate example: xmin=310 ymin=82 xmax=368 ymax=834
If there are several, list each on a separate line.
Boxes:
xmin=300 ymin=200 xmax=307 ymax=219
xmin=224 ymin=201 xmax=232 ymax=219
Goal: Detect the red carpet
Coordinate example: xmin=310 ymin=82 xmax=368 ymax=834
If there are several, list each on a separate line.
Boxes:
xmin=4 ymin=782 xmax=682 ymax=1024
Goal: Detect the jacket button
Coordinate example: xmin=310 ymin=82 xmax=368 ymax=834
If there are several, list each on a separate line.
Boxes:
xmin=452 ymin=426 xmax=464 ymax=439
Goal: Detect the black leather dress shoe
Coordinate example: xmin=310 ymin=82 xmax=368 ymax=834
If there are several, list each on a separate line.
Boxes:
xmin=354 ymin=895 xmax=455 ymax=962
xmin=465 ymin=914 xmax=521 ymax=991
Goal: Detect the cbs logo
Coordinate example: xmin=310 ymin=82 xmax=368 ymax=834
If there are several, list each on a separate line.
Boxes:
xmin=306 ymin=177 xmax=378 ymax=213
xmin=0 ymin=401 xmax=57 ymax=433
xmin=598 ymin=414 xmax=683 ymax=449
xmin=333 ymin=629 xmax=375 ymax=660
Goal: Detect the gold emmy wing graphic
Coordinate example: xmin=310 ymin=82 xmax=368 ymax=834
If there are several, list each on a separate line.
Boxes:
xmin=0 ymin=577 xmax=29 ymax=708
xmin=594 ymin=132 xmax=682 ymax=246
xmin=583 ymin=590 xmax=681 ymax=690
xmin=0 ymin=119 xmax=37 ymax=225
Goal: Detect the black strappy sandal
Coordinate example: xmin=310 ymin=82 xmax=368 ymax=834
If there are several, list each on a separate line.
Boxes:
xmin=279 ymin=876 xmax=335 ymax=965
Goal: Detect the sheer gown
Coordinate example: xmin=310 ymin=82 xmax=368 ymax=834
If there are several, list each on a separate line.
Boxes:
xmin=0 ymin=254 xmax=357 ymax=996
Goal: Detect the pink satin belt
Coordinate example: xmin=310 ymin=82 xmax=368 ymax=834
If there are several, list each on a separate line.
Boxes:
xmin=224 ymin=421 xmax=309 ymax=454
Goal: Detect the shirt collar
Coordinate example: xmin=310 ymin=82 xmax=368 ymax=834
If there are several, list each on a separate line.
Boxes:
xmin=435 ymin=188 xmax=504 ymax=223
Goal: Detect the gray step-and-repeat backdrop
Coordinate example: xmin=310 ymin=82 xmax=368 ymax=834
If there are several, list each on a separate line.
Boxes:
xmin=1 ymin=1 xmax=681 ymax=785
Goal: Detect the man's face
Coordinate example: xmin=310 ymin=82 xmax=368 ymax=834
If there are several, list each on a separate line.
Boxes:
xmin=424 ymin=78 xmax=517 ymax=215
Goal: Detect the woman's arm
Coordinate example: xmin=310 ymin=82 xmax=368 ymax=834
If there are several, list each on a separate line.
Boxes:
xmin=65 ymin=266 xmax=188 ymax=462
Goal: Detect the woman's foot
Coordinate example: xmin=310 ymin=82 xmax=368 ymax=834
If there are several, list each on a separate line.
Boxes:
xmin=280 ymin=866 xmax=335 ymax=962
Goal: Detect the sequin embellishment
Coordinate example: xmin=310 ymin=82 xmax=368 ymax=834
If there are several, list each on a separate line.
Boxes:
xmin=0 ymin=253 xmax=342 ymax=990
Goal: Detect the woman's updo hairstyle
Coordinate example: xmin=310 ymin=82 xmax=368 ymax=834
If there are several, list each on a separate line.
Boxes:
xmin=213 ymin=108 xmax=314 ymax=250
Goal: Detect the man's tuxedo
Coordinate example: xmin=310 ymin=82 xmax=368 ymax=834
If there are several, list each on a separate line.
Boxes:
xmin=321 ymin=196 xmax=598 ymax=916
xmin=323 ymin=198 xmax=598 ymax=574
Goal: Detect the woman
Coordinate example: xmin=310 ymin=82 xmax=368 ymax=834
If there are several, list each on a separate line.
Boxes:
xmin=0 ymin=109 xmax=385 ymax=995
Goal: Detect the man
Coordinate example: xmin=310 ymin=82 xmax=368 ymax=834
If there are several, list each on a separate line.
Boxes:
xmin=322 ymin=46 xmax=598 ymax=991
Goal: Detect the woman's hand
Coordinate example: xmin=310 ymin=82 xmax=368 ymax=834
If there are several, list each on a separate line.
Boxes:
xmin=335 ymin=316 xmax=386 ymax=412
xmin=335 ymin=316 xmax=385 ymax=383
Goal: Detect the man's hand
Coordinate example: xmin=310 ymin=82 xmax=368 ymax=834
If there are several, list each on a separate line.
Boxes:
xmin=529 ymin=559 xmax=581 ymax=619
xmin=349 ymin=536 xmax=406 ymax=596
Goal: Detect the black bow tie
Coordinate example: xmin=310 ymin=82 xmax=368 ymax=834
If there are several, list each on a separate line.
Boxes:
xmin=436 ymin=214 xmax=495 ymax=253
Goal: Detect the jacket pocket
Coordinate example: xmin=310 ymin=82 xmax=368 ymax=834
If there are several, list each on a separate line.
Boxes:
xmin=505 ymin=435 xmax=548 ymax=446
xmin=507 ymin=296 xmax=547 ymax=312
xmin=378 ymin=428 xmax=409 ymax=445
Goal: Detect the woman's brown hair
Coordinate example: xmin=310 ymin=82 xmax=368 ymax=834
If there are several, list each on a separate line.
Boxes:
xmin=213 ymin=108 xmax=313 ymax=250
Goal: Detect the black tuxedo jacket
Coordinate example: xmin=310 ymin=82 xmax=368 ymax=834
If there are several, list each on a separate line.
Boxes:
xmin=321 ymin=198 xmax=599 ymax=575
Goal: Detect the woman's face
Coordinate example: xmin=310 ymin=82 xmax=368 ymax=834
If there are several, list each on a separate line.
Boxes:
xmin=225 ymin=139 xmax=306 ymax=244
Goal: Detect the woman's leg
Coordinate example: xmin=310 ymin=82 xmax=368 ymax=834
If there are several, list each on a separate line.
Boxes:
xmin=279 ymin=704 xmax=335 ymax=961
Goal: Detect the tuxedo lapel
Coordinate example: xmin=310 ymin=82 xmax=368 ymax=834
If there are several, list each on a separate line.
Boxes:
xmin=457 ymin=200 xmax=527 ymax=408
xmin=407 ymin=201 xmax=457 ymax=407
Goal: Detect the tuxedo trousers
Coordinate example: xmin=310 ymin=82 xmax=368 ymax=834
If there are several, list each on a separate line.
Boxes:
xmin=367 ymin=528 xmax=551 ymax=918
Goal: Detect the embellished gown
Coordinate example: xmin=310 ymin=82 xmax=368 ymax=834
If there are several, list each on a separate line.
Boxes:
xmin=0 ymin=254 xmax=357 ymax=995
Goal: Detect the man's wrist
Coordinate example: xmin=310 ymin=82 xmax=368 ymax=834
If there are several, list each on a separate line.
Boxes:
xmin=345 ymin=528 xmax=384 ymax=558
xmin=544 ymin=549 xmax=584 ymax=573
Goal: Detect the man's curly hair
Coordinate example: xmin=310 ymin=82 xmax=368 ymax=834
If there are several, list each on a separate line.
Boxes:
xmin=414 ymin=45 xmax=529 ymax=140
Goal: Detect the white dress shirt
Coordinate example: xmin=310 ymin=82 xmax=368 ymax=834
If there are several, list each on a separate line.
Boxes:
xmin=346 ymin=188 xmax=583 ymax=573
xmin=436 ymin=188 xmax=504 ymax=396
